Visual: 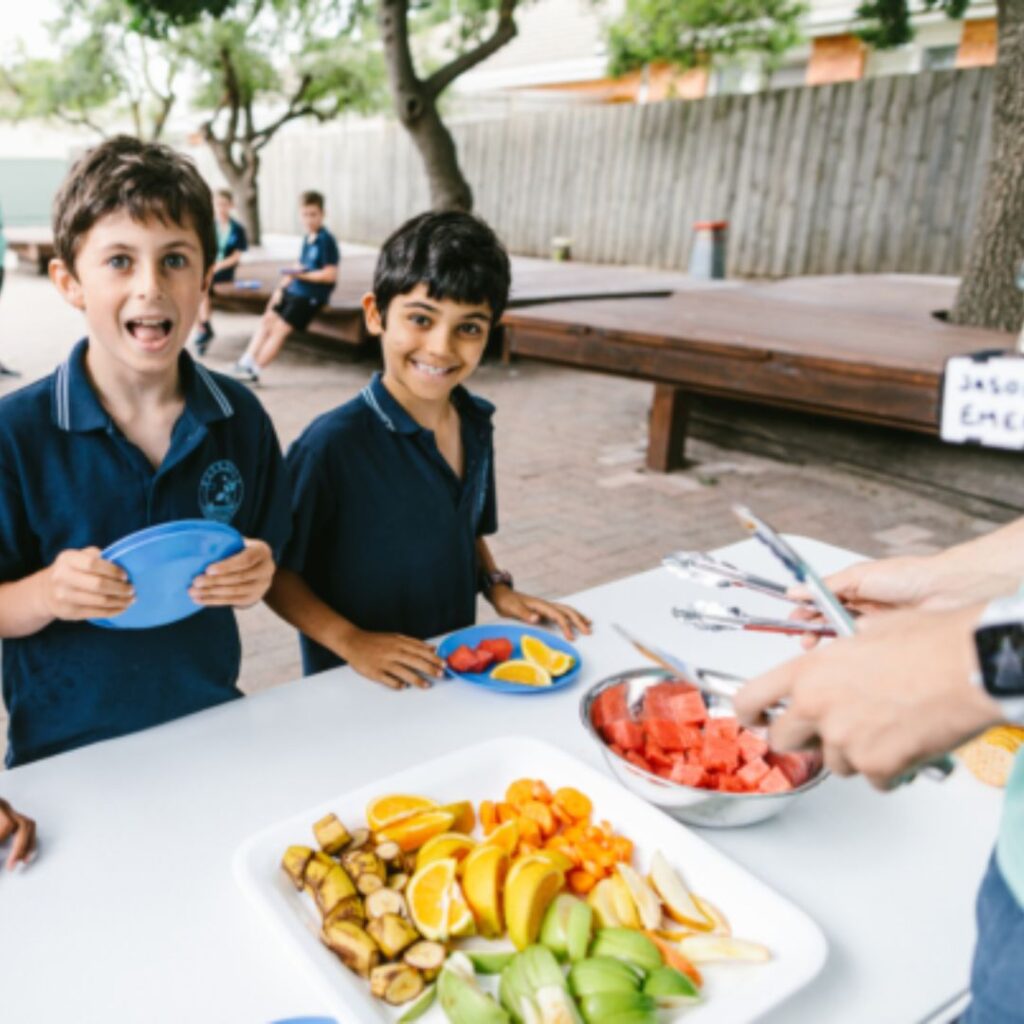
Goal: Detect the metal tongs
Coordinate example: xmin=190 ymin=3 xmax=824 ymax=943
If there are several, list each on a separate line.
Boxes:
xmin=663 ymin=551 xmax=797 ymax=603
xmin=612 ymin=623 xmax=786 ymax=718
xmin=731 ymin=504 xmax=954 ymax=782
xmin=672 ymin=599 xmax=837 ymax=638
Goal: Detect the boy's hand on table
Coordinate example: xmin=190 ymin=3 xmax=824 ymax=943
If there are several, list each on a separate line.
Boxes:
xmin=190 ymin=539 xmax=275 ymax=608
xmin=488 ymin=586 xmax=592 ymax=641
xmin=0 ymin=798 xmax=36 ymax=870
xmin=735 ymin=604 xmax=1001 ymax=790
xmin=39 ymin=547 xmax=134 ymax=621
xmin=338 ymin=628 xmax=443 ymax=690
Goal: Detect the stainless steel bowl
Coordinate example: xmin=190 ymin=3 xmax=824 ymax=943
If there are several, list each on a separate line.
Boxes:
xmin=580 ymin=667 xmax=828 ymax=827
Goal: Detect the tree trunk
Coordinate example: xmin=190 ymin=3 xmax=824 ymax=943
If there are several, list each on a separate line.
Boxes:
xmin=203 ymin=138 xmax=262 ymax=245
xmin=403 ymin=97 xmax=474 ymax=211
xmin=950 ymin=0 xmax=1024 ymax=332
xmin=377 ymin=0 xmax=474 ymax=212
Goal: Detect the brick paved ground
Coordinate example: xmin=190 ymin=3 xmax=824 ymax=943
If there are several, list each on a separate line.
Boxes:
xmin=0 ymin=269 xmax=1000 ymax=765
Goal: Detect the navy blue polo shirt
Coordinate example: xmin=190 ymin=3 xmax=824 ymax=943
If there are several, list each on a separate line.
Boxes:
xmin=0 ymin=340 xmax=291 ymax=766
xmin=286 ymin=227 xmax=340 ymax=305
xmin=212 ymin=216 xmax=248 ymax=284
xmin=282 ymin=372 xmax=497 ymax=676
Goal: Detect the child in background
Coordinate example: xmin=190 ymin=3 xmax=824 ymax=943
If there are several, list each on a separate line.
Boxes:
xmin=191 ymin=188 xmax=248 ymax=355
xmin=0 ymin=136 xmax=291 ymax=766
xmin=267 ymin=211 xmax=590 ymax=688
xmin=233 ymin=190 xmax=339 ymax=383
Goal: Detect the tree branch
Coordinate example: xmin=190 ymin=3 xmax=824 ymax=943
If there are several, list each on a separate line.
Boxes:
xmin=54 ymin=108 xmax=107 ymax=138
xmin=250 ymin=72 xmax=313 ymax=144
xmin=219 ymin=45 xmax=241 ymax=147
xmin=425 ymin=0 xmax=519 ymax=100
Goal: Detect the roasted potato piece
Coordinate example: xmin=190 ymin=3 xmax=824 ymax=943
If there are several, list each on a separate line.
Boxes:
xmin=313 ymin=813 xmax=351 ymax=855
xmin=374 ymin=840 xmax=402 ymax=866
xmin=357 ymin=873 xmax=385 ymax=897
xmin=366 ymin=912 xmax=419 ymax=959
xmin=323 ymin=896 xmax=366 ymax=928
xmin=315 ymin=864 xmax=358 ymax=917
xmin=303 ymin=851 xmax=336 ymax=893
xmin=388 ymin=872 xmax=410 ymax=892
xmin=369 ymin=963 xmax=425 ymax=1005
xmin=321 ymin=920 xmax=380 ymax=978
xmin=403 ymin=940 xmax=446 ymax=980
xmin=281 ymin=845 xmax=313 ymax=890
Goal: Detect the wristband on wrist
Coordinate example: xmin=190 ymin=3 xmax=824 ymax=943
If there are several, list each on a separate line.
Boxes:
xmin=479 ymin=569 xmax=513 ymax=597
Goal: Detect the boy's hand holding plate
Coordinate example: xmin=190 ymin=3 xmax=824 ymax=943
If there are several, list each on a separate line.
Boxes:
xmin=190 ymin=537 xmax=275 ymax=609
xmin=41 ymin=546 xmax=134 ymax=622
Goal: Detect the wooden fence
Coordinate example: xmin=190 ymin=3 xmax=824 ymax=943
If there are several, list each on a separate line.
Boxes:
xmin=260 ymin=67 xmax=994 ymax=278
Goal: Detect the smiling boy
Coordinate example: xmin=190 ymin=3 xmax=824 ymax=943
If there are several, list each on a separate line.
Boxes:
xmin=0 ymin=136 xmax=291 ymax=766
xmin=267 ymin=211 xmax=590 ymax=689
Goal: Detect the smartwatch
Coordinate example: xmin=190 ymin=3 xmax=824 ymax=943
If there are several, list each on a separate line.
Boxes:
xmin=974 ymin=585 xmax=1024 ymax=722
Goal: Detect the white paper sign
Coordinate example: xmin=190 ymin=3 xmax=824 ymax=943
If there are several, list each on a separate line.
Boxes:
xmin=941 ymin=354 xmax=1024 ymax=450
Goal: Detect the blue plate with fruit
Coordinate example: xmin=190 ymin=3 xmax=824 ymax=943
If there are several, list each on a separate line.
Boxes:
xmin=438 ymin=624 xmax=582 ymax=694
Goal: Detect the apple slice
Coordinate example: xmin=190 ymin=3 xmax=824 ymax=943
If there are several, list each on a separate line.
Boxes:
xmin=587 ymin=877 xmax=625 ymax=928
xmin=649 ymin=851 xmax=715 ymax=932
xmin=678 ymin=934 xmax=771 ymax=963
xmin=692 ymin=894 xmax=731 ymax=936
xmin=615 ymin=863 xmax=663 ymax=931
xmin=609 ymin=872 xmax=642 ymax=929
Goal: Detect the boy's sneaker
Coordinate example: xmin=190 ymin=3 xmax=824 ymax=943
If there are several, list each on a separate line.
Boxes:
xmin=231 ymin=361 xmax=260 ymax=384
xmin=192 ymin=323 xmax=214 ymax=356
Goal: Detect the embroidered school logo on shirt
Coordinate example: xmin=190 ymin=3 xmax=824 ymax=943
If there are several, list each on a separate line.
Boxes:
xmin=199 ymin=460 xmax=244 ymax=523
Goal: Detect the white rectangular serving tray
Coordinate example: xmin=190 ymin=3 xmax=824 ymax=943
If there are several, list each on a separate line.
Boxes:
xmin=234 ymin=736 xmax=827 ymax=1023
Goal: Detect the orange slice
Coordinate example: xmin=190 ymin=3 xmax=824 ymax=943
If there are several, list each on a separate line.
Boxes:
xmin=377 ymin=809 xmax=456 ymax=852
xmin=366 ymin=793 xmax=437 ymax=832
xmin=521 ymin=635 xmax=576 ymax=677
xmin=407 ymin=857 xmax=475 ymax=941
xmin=416 ymin=832 xmax=478 ymax=873
xmin=482 ymin=819 xmax=519 ymax=854
xmin=461 ymin=844 xmax=510 ymax=938
xmin=436 ymin=800 xmax=476 ymax=834
xmin=490 ymin=659 xmax=552 ymax=687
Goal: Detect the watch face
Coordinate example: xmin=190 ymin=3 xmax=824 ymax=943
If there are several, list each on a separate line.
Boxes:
xmin=977 ymin=623 xmax=1024 ymax=696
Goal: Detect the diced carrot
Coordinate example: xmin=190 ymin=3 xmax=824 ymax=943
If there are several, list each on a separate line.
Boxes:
xmin=480 ymin=800 xmax=497 ymax=832
xmin=531 ymin=780 xmax=553 ymax=803
xmin=553 ymin=787 xmax=593 ymax=821
xmin=522 ymin=800 xmax=556 ymax=837
xmin=551 ymin=803 xmax=575 ymax=826
xmin=506 ymin=779 xmax=535 ymax=808
xmin=518 ymin=818 xmax=543 ymax=845
xmin=645 ymin=931 xmax=704 ymax=988
xmin=582 ymin=859 xmax=602 ymax=877
xmin=497 ymin=802 xmax=517 ymax=823
xmin=568 ymin=869 xmax=599 ymax=895
xmin=547 ymin=839 xmax=581 ymax=867
xmin=611 ymin=836 xmax=633 ymax=861
xmin=585 ymin=826 xmax=604 ymax=843
xmin=518 ymin=842 xmax=539 ymax=857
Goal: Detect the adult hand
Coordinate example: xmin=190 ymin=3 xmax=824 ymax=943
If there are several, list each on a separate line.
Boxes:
xmin=38 ymin=547 xmax=134 ymax=621
xmin=0 ymin=798 xmax=36 ymax=870
xmin=337 ymin=628 xmax=443 ymax=690
xmin=488 ymin=586 xmax=592 ymax=641
xmin=190 ymin=539 xmax=275 ymax=608
xmin=734 ymin=604 xmax=1003 ymax=789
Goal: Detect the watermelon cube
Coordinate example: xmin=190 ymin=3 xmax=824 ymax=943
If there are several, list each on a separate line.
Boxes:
xmin=592 ymin=684 xmax=630 ymax=729
xmin=642 ymin=680 xmax=698 ymax=719
xmin=736 ymin=756 xmax=771 ymax=789
xmin=625 ymin=750 xmax=654 ymax=774
xmin=758 ymin=766 xmax=795 ymax=794
xmin=701 ymin=735 xmax=740 ymax=773
xmin=704 ymin=716 xmax=740 ymax=741
xmin=737 ymin=728 xmax=770 ymax=764
xmin=643 ymin=718 xmax=685 ymax=751
xmin=669 ymin=762 xmax=707 ymax=788
xmin=717 ymin=774 xmax=748 ymax=793
xmin=767 ymin=751 xmax=819 ymax=788
xmin=668 ymin=690 xmax=708 ymax=725
xmin=602 ymin=719 xmax=645 ymax=751
xmin=644 ymin=740 xmax=674 ymax=769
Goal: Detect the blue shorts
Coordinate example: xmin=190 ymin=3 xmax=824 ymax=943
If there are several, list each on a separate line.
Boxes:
xmin=961 ymin=853 xmax=1024 ymax=1023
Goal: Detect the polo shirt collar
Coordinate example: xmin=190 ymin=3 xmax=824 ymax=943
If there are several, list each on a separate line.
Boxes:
xmin=360 ymin=372 xmax=493 ymax=436
xmin=52 ymin=338 xmax=235 ymax=433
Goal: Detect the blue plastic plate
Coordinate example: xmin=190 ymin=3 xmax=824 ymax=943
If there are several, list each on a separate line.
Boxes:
xmin=91 ymin=519 xmax=244 ymax=630
xmin=437 ymin=624 xmax=582 ymax=694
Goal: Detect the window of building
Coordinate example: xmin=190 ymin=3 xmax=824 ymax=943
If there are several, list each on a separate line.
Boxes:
xmin=923 ymin=45 xmax=959 ymax=71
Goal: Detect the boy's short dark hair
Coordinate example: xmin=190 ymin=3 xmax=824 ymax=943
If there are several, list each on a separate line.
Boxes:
xmin=216 ymin=188 xmax=234 ymax=203
xmin=374 ymin=211 xmax=512 ymax=325
xmin=53 ymin=135 xmax=216 ymax=273
xmin=301 ymin=190 xmax=325 ymax=210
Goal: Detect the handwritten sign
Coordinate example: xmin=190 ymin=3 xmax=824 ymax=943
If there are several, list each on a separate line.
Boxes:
xmin=941 ymin=354 xmax=1024 ymax=451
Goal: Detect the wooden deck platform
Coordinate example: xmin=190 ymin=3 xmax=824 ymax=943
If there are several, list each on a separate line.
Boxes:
xmin=212 ymin=255 xmax=694 ymax=346
xmin=501 ymin=275 xmax=1013 ymax=471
